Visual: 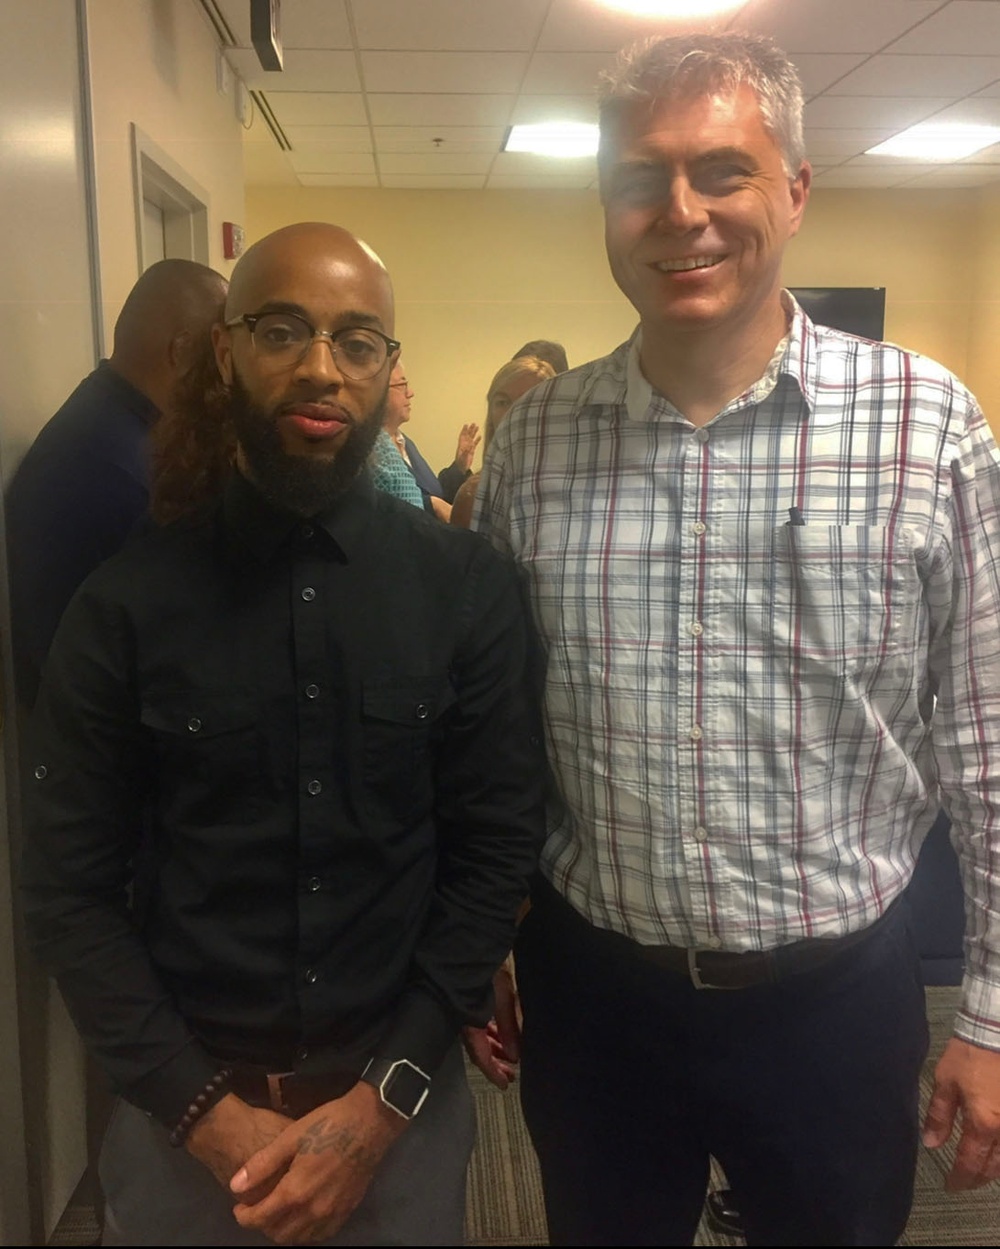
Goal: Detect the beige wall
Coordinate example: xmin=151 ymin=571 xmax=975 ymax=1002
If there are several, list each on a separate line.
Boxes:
xmin=967 ymin=182 xmax=1000 ymax=438
xmin=247 ymin=182 xmax=992 ymax=472
xmin=87 ymin=0 xmax=246 ymax=346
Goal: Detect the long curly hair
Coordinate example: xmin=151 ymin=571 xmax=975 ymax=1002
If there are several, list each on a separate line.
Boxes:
xmin=150 ymin=339 xmax=236 ymax=524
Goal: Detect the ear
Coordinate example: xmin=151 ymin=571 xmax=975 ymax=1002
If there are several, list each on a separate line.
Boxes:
xmin=167 ymin=330 xmax=193 ymax=372
xmin=788 ymin=160 xmax=811 ymax=237
xmin=213 ymin=321 xmax=234 ymax=386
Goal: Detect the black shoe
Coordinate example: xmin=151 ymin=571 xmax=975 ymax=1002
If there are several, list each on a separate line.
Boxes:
xmin=704 ymin=1188 xmax=745 ymax=1238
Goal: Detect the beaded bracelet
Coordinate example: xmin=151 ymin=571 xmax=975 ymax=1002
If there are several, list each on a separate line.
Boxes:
xmin=168 ymin=1068 xmax=233 ymax=1147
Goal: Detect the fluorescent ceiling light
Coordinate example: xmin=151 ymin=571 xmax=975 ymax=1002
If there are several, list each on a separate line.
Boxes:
xmin=866 ymin=124 xmax=1000 ymax=161
xmin=596 ymin=1 xmax=741 ymax=15
xmin=504 ymin=122 xmax=599 ymax=158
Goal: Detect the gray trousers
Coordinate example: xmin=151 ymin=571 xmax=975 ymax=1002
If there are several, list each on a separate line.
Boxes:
xmin=99 ymin=1044 xmax=476 ymax=1246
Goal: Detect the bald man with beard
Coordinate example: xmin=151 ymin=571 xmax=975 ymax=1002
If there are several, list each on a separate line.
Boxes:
xmin=21 ymin=223 xmax=545 ymax=1246
xmin=6 ymin=258 xmax=228 ymax=710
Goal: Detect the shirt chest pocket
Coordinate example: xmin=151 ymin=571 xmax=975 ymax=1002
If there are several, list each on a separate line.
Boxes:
xmin=140 ymin=693 xmax=265 ymax=825
xmin=770 ymin=525 xmax=920 ymax=680
xmin=361 ymin=678 xmax=456 ymax=823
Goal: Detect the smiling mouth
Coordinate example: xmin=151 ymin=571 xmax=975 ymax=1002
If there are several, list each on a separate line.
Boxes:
xmin=654 ymin=255 xmax=725 ymax=272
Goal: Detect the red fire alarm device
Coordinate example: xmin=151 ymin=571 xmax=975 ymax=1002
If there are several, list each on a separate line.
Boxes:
xmin=223 ymin=222 xmax=245 ymax=260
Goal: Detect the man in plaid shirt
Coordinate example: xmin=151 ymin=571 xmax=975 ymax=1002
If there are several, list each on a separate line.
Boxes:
xmin=470 ymin=30 xmax=1000 ymax=1248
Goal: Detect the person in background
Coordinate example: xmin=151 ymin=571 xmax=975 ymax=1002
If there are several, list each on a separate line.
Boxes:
xmin=450 ymin=356 xmax=555 ymax=530
xmin=5 ymin=257 xmax=227 ymax=1244
xmin=382 ymin=361 xmax=452 ymax=519
xmin=512 ymin=339 xmax=569 ymax=375
xmin=471 ymin=30 xmax=1000 ymax=1247
xmin=21 ymin=221 xmax=545 ymax=1247
xmin=437 ymin=422 xmax=482 ymax=504
xmin=6 ymin=257 xmax=228 ymax=709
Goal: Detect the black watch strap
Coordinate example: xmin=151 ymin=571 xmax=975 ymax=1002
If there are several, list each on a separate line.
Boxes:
xmin=360 ymin=1056 xmax=431 ymax=1120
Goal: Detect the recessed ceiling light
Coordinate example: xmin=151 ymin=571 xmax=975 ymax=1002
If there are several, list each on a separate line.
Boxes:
xmin=866 ymin=124 xmax=1000 ymax=161
xmin=596 ymin=0 xmax=741 ymax=16
xmin=503 ymin=122 xmax=599 ymax=158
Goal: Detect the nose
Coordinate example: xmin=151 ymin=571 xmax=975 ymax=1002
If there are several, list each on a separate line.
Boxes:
xmin=292 ymin=334 xmax=344 ymax=387
xmin=655 ymin=176 xmax=709 ymax=232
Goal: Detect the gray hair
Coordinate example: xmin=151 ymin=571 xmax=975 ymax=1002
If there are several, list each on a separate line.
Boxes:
xmin=597 ymin=31 xmax=805 ymax=177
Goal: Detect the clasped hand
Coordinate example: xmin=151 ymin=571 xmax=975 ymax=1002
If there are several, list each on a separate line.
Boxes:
xmin=188 ymin=1083 xmax=405 ymax=1244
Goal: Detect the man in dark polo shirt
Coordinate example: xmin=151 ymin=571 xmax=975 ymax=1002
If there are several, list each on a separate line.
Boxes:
xmin=21 ymin=221 xmax=545 ymax=1246
xmin=6 ymin=258 xmax=227 ymax=709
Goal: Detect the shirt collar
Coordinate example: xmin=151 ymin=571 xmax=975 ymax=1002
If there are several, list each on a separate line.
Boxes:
xmin=222 ymin=467 xmax=377 ymax=564
xmin=623 ymin=290 xmax=812 ymax=424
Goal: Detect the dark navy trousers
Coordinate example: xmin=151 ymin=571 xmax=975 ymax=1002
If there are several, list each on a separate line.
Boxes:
xmin=514 ymin=886 xmax=929 ymax=1247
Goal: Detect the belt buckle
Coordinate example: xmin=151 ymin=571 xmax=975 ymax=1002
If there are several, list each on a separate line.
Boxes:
xmin=686 ymin=947 xmax=740 ymax=991
xmin=687 ymin=947 xmax=711 ymax=990
xmin=265 ymin=1070 xmax=295 ymax=1113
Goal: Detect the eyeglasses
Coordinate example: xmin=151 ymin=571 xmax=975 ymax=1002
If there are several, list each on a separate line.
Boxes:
xmin=226 ymin=311 xmax=400 ymax=380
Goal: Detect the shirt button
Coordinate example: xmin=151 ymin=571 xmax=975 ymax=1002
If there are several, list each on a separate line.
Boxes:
xmin=307 ymin=779 xmax=322 ymax=796
xmin=301 ymin=524 xmax=314 ymax=539
xmin=33 ymin=765 xmax=47 ymax=780
xmin=187 ymin=717 xmax=202 ymax=733
xmin=695 ymin=428 xmax=709 ymax=443
xmin=297 ymin=1046 xmax=309 ymax=1061
xmin=690 ymin=724 xmax=703 ymax=741
xmin=693 ymin=825 xmax=708 ymax=842
xmin=707 ymin=935 xmax=723 ymax=950
xmin=691 ymin=521 xmax=706 ymax=536
xmin=301 ymin=586 xmax=316 ymax=601
xmin=304 ymin=968 xmax=318 ymax=984
xmin=307 ymin=876 xmax=322 ymax=892
xmin=690 ymin=621 xmax=703 ymax=637
xmin=304 ymin=684 xmax=320 ymax=699
xmin=414 ymin=703 xmax=429 ymax=720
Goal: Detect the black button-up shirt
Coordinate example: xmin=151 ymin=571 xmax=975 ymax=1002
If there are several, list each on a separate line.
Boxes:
xmin=22 ymin=471 xmax=545 ymax=1128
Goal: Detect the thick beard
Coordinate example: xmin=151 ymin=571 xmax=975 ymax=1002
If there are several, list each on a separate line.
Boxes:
xmin=228 ymin=370 xmax=386 ymax=516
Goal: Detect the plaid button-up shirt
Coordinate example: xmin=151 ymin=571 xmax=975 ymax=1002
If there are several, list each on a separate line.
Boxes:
xmin=473 ymin=299 xmax=1000 ymax=1047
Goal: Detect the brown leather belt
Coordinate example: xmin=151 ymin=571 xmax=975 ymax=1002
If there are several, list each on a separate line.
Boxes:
xmin=227 ymin=1064 xmax=358 ymax=1118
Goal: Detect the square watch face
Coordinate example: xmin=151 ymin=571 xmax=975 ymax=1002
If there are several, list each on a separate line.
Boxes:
xmin=385 ymin=1061 xmax=429 ymax=1116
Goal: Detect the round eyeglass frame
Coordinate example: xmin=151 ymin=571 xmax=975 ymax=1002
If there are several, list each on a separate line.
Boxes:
xmin=225 ymin=312 xmax=400 ymax=380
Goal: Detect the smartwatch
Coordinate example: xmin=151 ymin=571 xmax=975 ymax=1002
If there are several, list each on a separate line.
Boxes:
xmin=360 ymin=1056 xmax=431 ymax=1120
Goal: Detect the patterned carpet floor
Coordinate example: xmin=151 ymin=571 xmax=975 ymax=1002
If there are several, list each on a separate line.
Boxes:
xmin=49 ymin=987 xmax=1000 ymax=1246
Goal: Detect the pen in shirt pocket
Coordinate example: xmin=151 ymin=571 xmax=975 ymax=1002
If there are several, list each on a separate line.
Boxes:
xmin=787 ymin=506 xmax=805 ymax=526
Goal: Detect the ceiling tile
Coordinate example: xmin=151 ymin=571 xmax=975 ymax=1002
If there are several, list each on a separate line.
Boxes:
xmin=377 ymin=152 xmax=495 ymax=175
xmin=287 ymin=149 xmax=377 ymax=174
xmin=352 ymin=0 xmax=548 ymax=51
xmin=736 ymin=0 xmax=942 ymax=54
xmin=804 ymin=96 xmax=953 ymax=129
xmin=791 ymin=53 xmax=871 ymax=97
xmin=536 ymin=0 xmax=726 ymax=52
xmin=492 ymin=150 xmax=597 ymax=177
xmin=487 ymin=172 xmax=598 ymax=189
xmin=803 ymin=129 xmax=901 ymax=158
xmin=509 ymin=94 xmax=599 ymax=125
xmin=263 ymin=92 xmax=368 ymax=127
xmin=811 ymin=165 xmax=917 ymax=187
xmin=379 ymin=174 xmax=487 ymax=188
xmin=281 ymin=0 xmax=352 ymax=49
xmin=902 ymin=164 xmax=1000 ymax=188
xmin=885 ymin=1 xmax=1000 ymax=56
xmin=925 ymin=97 xmax=1000 ymax=127
xmin=297 ymin=173 xmax=380 ymax=187
xmin=359 ymin=51 xmax=529 ymax=94
xmin=373 ymin=126 xmax=507 ymax=153
xmin=520 ymin=51 xmax=614 ymax=95
xmin=226 ymin=49 xmax=361 ymax=92
xmin=367 ymin=94 xmax=515 ymax=126
xmin=283 ymin=126 xmax=373 ymax=151
xmin=827 ymin=54 xmax=1000 ymax=98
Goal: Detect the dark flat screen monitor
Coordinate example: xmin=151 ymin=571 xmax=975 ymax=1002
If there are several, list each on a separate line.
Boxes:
xmin=789 ymin=286 xmax=886 ymax=341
